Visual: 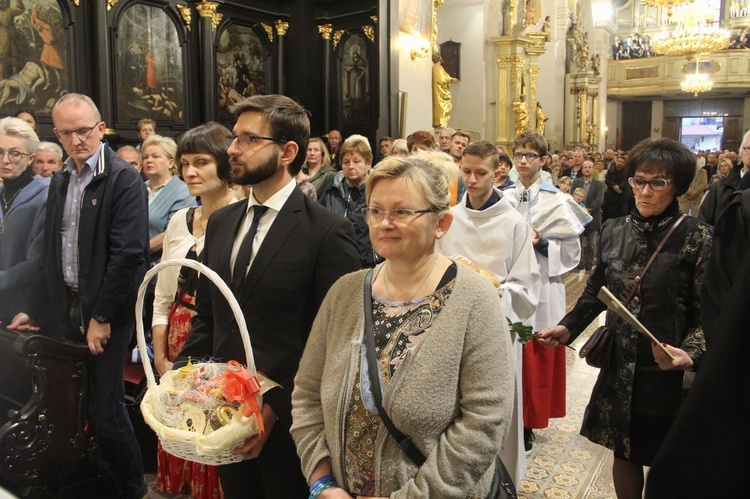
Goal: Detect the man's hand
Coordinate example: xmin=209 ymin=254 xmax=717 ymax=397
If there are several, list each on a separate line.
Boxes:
xmin=613 ymin=185 xmax=622 ymax=194
xmin=7 ymin=313 xmax=39 ymax=332
xmin=233 ymin=403 xmax=277 ymax=460
xmin=87 ymin=319 xmax=111 ymax=355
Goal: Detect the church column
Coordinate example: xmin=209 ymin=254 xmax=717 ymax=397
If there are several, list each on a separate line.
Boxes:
xmin=579 ymin=89 xmax=588 ymax=145
xmin=590 ymin=91 xmax=599 ymax=148
xmin=318 ymin=24 xmax=333 ymax=132
xmin=91 ymin=0 xmax=113 ymax=124
xmin=197 ymin=1 xmax=222 ymax=121
xmin=528 ymin=66 xmax=540 ymax=131
xmin=275 ymin=21 xmax=289 ymax=93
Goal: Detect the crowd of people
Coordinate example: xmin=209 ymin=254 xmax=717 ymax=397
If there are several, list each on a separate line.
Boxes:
xmin=0 ymin=92 xmax=749 ymax=499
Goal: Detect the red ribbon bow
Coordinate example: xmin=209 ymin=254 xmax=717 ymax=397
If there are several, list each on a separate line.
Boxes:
xmin=208 ymin=361 xmax=264 ymax=435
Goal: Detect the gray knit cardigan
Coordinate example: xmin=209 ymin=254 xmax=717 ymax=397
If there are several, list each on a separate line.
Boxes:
xmin=291 ymin=264 xmax=514 ymax=498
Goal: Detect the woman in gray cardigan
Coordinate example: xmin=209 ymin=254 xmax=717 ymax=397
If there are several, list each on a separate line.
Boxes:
xmin=291 ymin=153 xmax=514 ymax=498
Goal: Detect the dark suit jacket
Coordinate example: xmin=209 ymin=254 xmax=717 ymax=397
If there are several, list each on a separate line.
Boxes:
xmin=178 ymin=185 xmax=361 ymax=427
xmin=572 ymin=177 xmax=606 ymax=230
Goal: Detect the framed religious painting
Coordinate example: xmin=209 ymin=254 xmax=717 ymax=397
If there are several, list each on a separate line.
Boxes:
xmin=113 ymin=3 xmax=187 ymax=126
xmin=0 ymin=0 xmax=70 ymax=118
xmin=440 ymin=40 xmax=460 ymax=80
xmin=337 ymin=32 xmax=372 ymax=131
xmin=216 ymin=22 xmax=272 ymax=126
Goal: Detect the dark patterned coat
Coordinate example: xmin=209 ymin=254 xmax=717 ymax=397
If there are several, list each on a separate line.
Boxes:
xmin=560 ymin=201 xmax=712 ymax=461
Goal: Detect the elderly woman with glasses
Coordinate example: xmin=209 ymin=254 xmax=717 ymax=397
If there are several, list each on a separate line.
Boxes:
xmin=291 ymin=152 xmax=514 ymax=498
xmin=538 ymin=138 xmax=713 ymax=499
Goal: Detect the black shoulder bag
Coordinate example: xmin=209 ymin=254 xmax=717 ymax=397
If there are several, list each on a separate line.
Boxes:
xmin=579 ymin=214 xmax=687 ymax=368
xmin=363 ymin=270 xmax=517 ymax=499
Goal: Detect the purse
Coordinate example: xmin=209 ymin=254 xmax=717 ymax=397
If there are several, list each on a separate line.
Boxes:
xmin=363 ymin=270 xmax=517 ymax=499
xmin=578 ymin=214 xmax=687 ymax=369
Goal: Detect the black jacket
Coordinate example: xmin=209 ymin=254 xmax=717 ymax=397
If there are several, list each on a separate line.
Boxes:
xmin=319 ymin=172 xmax=379 ymax=267
xmin=32 ymin=142 xmax=149 ymax=328
xmin=698 ymin=165 xmax=741 ymax=226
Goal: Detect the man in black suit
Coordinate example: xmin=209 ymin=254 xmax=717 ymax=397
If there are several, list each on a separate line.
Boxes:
xmin=572 ymin=160 xmax=605 ymax=271
xmin=178 ymin=94 xmax=360 ymax=498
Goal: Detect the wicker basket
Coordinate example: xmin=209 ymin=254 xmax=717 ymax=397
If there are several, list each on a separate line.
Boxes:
xmin=136 ymin=258 xmax=277 ymax=466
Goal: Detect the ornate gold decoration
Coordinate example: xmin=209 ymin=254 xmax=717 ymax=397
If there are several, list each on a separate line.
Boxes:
xmin=362 ymin=25 xmax=375 ymax=43
xmin=107 ymin=0 xmax=118 ymax=10
xmin=333 ymin=30 xmax=345 ymax=50
xmin=177 ymin=5 xmax=192 ymax=31
xmin=497 ymin=56 xmax=524 ymax=69
xmin=432 ymin=0 xmax=444 ymax=53
xmin=196 ymin=1 xmax=222 ymax=30
xmin=370 ymin=16 xmax=378 ymax=24
xmin=651 ymin=1 xmax=730 ymax=56
xmin=528 ymin=66 xmax=540 ymax=105
xmin=507 ymin=0 xmax=518 ymax=35
xmin=275 ymin=20 xmax=289 ymax=36
xmin=73 ymin=0 xmax=79 ymax=6
xmin=262 ymin=23 xmax=274 ymax=42
xmin=318 ymin=24 xmax=333 ymax=40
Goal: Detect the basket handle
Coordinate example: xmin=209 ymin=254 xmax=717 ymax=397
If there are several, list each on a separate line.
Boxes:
xmin=135 ymin=258 xmax=257 ymax=388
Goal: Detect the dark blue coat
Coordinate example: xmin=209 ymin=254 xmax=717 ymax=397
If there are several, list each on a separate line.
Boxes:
xmin=0 ymin=175 xmax=49 ymax=323
xmin=32 ymin=142 xmax=149 ymax=329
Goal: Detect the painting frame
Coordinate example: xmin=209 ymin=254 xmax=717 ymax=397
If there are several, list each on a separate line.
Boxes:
xmin=112 ymin=2 xmax=189 ymax=129
xmin=215 ymin=20 xmax=273 ymax=127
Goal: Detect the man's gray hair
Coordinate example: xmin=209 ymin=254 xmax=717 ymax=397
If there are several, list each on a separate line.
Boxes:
xmin=37 ymin=141 xmax=63 ymax=160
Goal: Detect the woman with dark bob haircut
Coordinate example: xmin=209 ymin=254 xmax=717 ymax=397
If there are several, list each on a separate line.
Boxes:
xmin=538 ymin=138 xmax=713 ymax=499
xmin=152 ymin=121 xmax=237 ymax=498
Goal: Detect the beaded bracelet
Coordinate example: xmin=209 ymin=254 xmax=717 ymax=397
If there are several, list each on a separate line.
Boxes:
xmin=309 ymin=474 xmax=338 ymax=499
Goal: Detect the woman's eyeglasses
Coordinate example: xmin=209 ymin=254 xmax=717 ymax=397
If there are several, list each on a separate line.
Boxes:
xmin=362 ymin=207 xmax=435 ymax=224
xmin=628 ymin=177 xmax=672 ymax=191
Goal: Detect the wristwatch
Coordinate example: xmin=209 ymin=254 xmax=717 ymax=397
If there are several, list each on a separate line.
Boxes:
xmin=92 ymin=314 xmax=109 ymax=324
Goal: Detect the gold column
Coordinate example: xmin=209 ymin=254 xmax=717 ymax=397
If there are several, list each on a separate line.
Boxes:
xmin=590 ymin=92 xmax=599 ymax=148
xmin=197 ymin=1 xmax=222 ymax=30
xmin=579 ymin=89 xmax=588 ymax=145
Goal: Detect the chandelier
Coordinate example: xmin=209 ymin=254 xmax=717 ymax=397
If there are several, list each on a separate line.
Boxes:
xmin=681 ymin=58 xmax=713 ymax=96
xmin=651 ymin=1 xmax=730 ymax=56
xmin=640 ymin=0 xmax=694 ymax=17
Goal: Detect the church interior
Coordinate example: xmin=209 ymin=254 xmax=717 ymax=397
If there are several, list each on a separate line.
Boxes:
xmin=0 ymin=0 xmax=746 ymax=497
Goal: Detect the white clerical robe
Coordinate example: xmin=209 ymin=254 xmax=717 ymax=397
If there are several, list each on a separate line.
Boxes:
xmin=438 ymin=188 xmax=540 ymax=486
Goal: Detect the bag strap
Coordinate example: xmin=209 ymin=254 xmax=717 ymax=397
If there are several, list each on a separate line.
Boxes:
xmin=363 ymin=269 xmax=427 ymax=466
xmin=608 ymin=213 xmax=687 ymax=328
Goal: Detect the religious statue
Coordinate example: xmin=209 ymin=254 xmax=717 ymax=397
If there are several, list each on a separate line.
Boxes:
xmin=432 ymin=52 xmax=457 ymax=129
xmin=536 ymin=102 xmax=549 ymax=136
xmin=585 ymin=118 xmax=596 ymax=145
xmin=522 ymin=0 xmax=540 ymax=28
xmin=512 ymin=95 xmax=530 ymax=137
xmin=542 ymin=16 xmax=551 ymax=33
xmin=591 ymin=54 xmax=601 ymax=76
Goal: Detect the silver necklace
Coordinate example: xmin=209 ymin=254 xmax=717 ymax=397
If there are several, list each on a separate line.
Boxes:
xmin=1 ymin=189 xmax=21 ymax=212
xmin=382 ymin=257 xmax=439 ymax=302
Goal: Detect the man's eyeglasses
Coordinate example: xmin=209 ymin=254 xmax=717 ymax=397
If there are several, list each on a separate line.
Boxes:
xmin=513 ymin=152 xmax=541 ymax=161
xmin=228 ymin=134 xmax=286 ymax=150
xmin=362 ymin=207 xmax=436 ymax=224
xmin=0 ymin=149 xmax=30 ymax=162
xmin=54 ymin=122 xmax=101 ymax=141
xmin=742 ymin=146 xmax=750 ymax=152
xmin=628 ymin=177 xmax=672 ymax=191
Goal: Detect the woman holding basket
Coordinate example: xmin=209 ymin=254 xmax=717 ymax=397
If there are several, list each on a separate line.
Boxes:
xmin=151 ymin=122 xmax=237 ymax=498
xmin=291 ymin=153 xmax=514 ymax=498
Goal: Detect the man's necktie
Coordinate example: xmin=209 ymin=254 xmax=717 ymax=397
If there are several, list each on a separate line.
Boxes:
xmin=231 ymin=205 xmax=268 ymax=293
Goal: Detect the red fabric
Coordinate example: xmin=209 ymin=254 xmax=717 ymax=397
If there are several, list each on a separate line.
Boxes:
xmin=156 ymin=441 xmax=224 ymax=499
xmin=522 ymin=340 xmax=566 ymax=428
xmin=156 ymin=291 xmax=224 ymax=498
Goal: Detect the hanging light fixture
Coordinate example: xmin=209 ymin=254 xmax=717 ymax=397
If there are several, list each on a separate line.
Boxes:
xmin=640 ymin=0 xmax=695 ymax=17
xmin=680 ymin=57 xmax=713 ymax=96
xmin=651 ymin=1 xmax=730 ymax=56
